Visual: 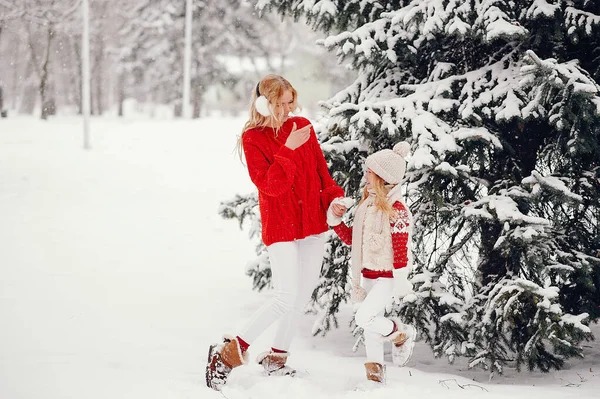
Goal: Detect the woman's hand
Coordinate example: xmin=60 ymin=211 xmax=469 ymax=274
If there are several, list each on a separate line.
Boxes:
xmin=285 ymin=122 xmax=311 ymax=150
xmin=330 ymin=203 xmax=347 ymax=217
xmin=327 ymin=197 xmax=354 ymax=226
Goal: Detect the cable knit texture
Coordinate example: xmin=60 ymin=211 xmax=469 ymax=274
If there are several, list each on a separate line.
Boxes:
xmin=365 ymin=142 xmax=410 ymax=185
xmin=242 ymin=116 xmax=344 ymax=246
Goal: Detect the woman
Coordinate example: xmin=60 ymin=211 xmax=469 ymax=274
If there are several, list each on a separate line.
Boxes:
xmin=206 ymin=74 xmax=345 ymax=391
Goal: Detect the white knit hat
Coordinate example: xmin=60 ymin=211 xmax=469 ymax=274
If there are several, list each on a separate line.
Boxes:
xmin=365 ymin=141 xmax=411 ymax=184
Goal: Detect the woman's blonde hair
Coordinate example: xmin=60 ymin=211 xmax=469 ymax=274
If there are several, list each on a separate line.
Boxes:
xmin=236 ymin=74 xmax=299 ymax=160
xmin=360 ymin=172 xmax=395 ymax=216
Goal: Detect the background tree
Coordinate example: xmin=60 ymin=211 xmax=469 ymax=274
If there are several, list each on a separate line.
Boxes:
xmin=0 ymin=0 xmax=341 ymax=118
xmin=0 ymin=0 xmax=84 ymax=119
xmin=117 ymin=0 xmax=338 ymax=117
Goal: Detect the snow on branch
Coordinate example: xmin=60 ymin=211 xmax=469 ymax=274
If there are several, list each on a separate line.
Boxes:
xmin=474 ymin=2 xmax=528 ymax=41
xmin=464 ymin=195 xmax=550 ymax=227
xmin=525 ymin=0 xmax=560 ymax=19
xmin=565 ymin=6 xmax=600 ymax=36
xmin=451 ymin=127 xmax=503 ymax=149
xmin=523 ymin=50 xmax=600 ymax=94
xmin=320 ymin=139 xmax=361 ymax=154
xmin=520 ymin=50 xmax=600 ymax=130
xmin=560 ymin=313 xmax=591 ymax=333
xmin=523 ymin=170 xmax=583 ymax=202
xmin=484 ymin=278 xmax=560 ymax=328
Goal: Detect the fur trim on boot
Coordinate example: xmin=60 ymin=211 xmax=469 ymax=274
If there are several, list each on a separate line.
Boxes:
xmin=256 ymin=350 xmax=296 ymax=376
xmin=364 ymin=362 xmax=386 ymax=384
xmin=387 ymin=320 xmax=416 ymax=367
xmin=205 ymin=335 xmax=248 ymax=391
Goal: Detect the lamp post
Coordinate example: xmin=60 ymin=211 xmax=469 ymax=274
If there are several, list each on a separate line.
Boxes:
xmin=182 ymin=0 xmax=192 ymax=118
xmin=82 ymin=0 xmax=91 ymax=149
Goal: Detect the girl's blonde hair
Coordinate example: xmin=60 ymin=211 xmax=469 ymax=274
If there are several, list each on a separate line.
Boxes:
xmin=236 ymin=74 xmax=299 ymax=160
xmin=361 ymin=172 xmax=395 ymax=216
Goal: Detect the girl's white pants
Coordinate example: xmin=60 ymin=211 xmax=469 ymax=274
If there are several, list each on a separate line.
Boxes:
xmin=354 ymin=277 xmax=394 ymax=364
xmin=239 ymin=233 xmax=326 ymax=351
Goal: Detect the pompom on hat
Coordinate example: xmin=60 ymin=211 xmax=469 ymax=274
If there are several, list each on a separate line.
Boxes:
xmin=365 ymin=141 xmax=411 ymax=184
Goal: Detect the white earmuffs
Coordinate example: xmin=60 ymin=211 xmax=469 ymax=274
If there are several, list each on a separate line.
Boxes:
xmin=254 ymin=83 xmax=272 ymax=117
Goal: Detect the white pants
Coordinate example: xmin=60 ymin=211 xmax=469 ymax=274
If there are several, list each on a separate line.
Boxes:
xmin=354 ymin=277 xmax=394 ymax=364
xmin=239 ymin=233 xmax=326 ymax=351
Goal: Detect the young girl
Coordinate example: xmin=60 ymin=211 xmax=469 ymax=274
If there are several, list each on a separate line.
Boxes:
xmin=205 ymin=74 xmax=345 ymax=391
xmin=327 ymin=141 xmax=416 ymax=385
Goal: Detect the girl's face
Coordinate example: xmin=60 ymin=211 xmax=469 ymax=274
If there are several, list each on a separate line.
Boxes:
xmin=365 ymin=168 xmax=377 ymax=190
xmin=272 ymin=90 xmax=294 ymax=123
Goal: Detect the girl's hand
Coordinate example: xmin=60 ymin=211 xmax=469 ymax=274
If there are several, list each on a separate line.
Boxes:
xmin=285 ymin=122 xmax=311 ymax=150
xmin=351 ymin=285 xmax=367 ymax=303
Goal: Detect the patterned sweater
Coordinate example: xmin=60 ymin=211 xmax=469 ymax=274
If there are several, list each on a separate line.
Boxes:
xmin=333 ymin=201 xmax=410 ymax=279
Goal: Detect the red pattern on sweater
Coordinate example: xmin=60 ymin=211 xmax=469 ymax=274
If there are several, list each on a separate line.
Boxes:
xmin=242 ymin=116 xmax=344 ymax=246
xmin=333 ymin=201 xmax=410 ymax=279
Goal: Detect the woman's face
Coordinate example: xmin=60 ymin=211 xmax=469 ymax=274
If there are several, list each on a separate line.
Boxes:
xmin=365 ymin=168 xmax=377 ymax=190
xmin=272 ymin=90 xmax=294 ymax=124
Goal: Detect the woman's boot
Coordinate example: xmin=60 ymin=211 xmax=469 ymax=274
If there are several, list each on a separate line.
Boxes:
xmin=257 ymin=350 xmax=296 ymax=376
xmin=206 ymin=335 xmax=247 ymax=390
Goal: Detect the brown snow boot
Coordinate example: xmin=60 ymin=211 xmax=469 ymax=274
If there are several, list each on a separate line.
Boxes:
xmin=257 ymin=350 xmax=296 ymax=376
xmin=364 ymin=362 xmax=386 ymax=384
xmin=205 ymin=335 xmax=247 ymax=391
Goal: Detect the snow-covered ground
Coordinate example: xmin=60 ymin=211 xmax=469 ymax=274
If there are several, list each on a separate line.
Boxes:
xmin=0 ymin=116 xmax=597 ymax=399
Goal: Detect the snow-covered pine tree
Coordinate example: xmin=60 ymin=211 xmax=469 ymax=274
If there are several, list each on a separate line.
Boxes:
xmin=222 ymin=0 xmax=600 ymax=372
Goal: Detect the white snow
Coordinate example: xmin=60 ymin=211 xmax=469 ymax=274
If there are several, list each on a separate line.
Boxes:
xmin=561 ymin=314 xmax=592 ymax=334
xmin=565 ymin=6 xmax=600 ymax=36
xmin=1 ymin=116 xmax=599 ymax=399
xmin=523 ymin=171 xmax=583 ymax=202
xmin=526 ymin=0 xmax=560 ymax=19
xmin=311 ymin=0 xmax=337 ymax=18
xmin=452 ymin=127 xmax=503 ymax=149
xmin=475 ymin=195 xmax=550 ymax=226
xmin=434 ymin=162 xmax=458 ymax=177
xmin=496 ymin=89 xmax=523 ymax=121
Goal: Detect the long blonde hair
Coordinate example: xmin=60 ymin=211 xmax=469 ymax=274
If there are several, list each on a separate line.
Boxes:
xmin=236 ymin=74 xmax=300 ymax=161
xmin=361 ymin=173 xmax=395 ymax=217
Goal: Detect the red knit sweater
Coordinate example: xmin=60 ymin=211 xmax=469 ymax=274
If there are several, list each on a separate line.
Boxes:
xmin=333 ymin=201 xmax=410 ymax=279
xmin=242 ymin=116 xmax=344 ymax=246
